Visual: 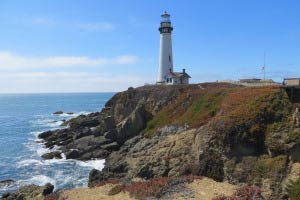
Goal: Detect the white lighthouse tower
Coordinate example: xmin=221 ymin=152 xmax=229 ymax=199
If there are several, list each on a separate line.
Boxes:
xmin=156 ymin=12 xmax=191 ymax=85
xmin=157 ymin=12 xmax=174 ymax=84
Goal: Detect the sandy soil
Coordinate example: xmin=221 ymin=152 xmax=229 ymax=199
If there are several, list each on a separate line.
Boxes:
xmin=160 ymin=177 xmax=237 ymax=200
xmin=59 ymin=184 xmax=133 ymax=200
xmin=59 ymin=177 xmax=237 ymax=200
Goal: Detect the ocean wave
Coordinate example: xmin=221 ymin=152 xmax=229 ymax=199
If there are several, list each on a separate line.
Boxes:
xmin=52 ymin=111 xmax=91 ymax=118
xmin=20 ymin=175 xmax=56 ymax=189
xmin=17 ymin=157 xmax=105 ymax=170
xmin=0 ymin=181 xmax=21 ymax=193
xmin=17 ymin=159 xmax=44 ymax=167
xmin=31 ymin=119 xmax=63 ymax=128
xmin=76 ymin=159 xmax=105 ymax=171
xmin=24 ymin=141 xmax=51 ymax=156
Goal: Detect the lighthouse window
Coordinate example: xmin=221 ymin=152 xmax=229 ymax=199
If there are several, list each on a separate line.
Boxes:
xmin=169 ymin=56 xmax=171 ymax=62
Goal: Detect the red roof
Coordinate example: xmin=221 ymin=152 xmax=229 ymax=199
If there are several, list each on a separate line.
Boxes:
xmin=168 ymin=71 xmax=191 ymax=78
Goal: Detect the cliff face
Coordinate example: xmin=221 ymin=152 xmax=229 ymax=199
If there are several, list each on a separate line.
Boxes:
xmin=37 ymin=83 xmax=300 ymax=199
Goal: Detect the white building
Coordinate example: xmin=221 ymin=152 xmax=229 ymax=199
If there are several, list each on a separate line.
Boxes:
xmin=157 ymin=12 xmax=191 ymax=85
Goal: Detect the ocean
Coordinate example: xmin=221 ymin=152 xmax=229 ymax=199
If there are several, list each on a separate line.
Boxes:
xmin=0 ymin=93 xmax=114 ymax=195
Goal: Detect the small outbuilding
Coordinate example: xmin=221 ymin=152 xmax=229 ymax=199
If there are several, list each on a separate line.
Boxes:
xmin=165 ymin=68 xmax=191 ymax=85
xmin=283 ymin=78 xmax=300 ymax=86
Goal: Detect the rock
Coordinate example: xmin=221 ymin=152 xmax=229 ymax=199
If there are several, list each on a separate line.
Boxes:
xmin=197 ymin=151 xmax=225 ymax=182
xmin=91 ymin=125 xmax=106 ymax=137
xmin=103 ymin=116 xmax=115 ymax=130
xmin=137 ymin=165 xmax=154 ymax=179
xmin=0 ymin=179 xmax=15 ymax=188
xmin=74 ymin=127 xmax=91 ymax=139
xmin=101 ymin=142 xmax=119 ymax=151
xmin=66 ymin=149 xmax=81 ymax=159
xmin=41 ymin=151 xmax=62 ymax=159
xmin=289 ymin=143 xmax=300 ymax=162
xmin=42 ymin=183 xmax=54 ymax=196
xmin=53 ymin=111 xmax=63 ymax=115
xmin=3 ymin=183 xmax=54 ymax=200
xmin=1 ymin=192 xmax=10 ymax=198
xmin=116 ymin=104 xmax=149 ymax=144
xmin=38 ymin=131 xmax=53 ymax=139
xmin=104 ymin=129 xmax=117 ymax=140
xmin=67 ymin=112 xmax=74 ymax=115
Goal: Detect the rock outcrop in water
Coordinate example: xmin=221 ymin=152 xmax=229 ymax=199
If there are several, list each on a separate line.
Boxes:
xmin=37 ymin=83 xmax=300 ymax=199
xmin=1 ymin=183 xmax=54 ymax=200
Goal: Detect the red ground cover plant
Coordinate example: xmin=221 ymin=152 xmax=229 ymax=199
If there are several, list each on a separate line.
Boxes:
xmin=108 ymin=175 xmax=202 ymax=199
xmin=212 ymin=185 xmax=264 ymax=200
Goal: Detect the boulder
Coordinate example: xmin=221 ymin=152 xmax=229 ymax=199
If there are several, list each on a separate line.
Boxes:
xmin=104 ymin=129 xmax=117 ymax=141
xmin=66 ymin=149 xmax=81 ymax=159
xmin=38 ymin=131 xmax=53 ymax=139
xmin=42 ymin=183 xmax=54 ymax=196
xmin=74 ymin=127 xmax=91 ymax=139
xmin=91 ymin=125 xmax=106 ymax=137
xmin=53 ymin=111 xmax=63 ymax=115
xmin=1 ymin=192 xmax=10 ymax=198
xmin=0 ymin=179 xmax=15 ymax=188
xmin=289 ymin=143 xmax=300 ymax=162
xmin=2 ymin=183 xmax=54 ymax=200
xmin=41 ymin=151 xmax=62 ymax=160
xmin=101 ymin=142 xmax=120 ymax=151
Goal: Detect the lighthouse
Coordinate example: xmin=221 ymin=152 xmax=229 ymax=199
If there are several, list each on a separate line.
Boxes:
xmin=157 ymin=12 xmax=174 ymax=84
xmin=157 ymin=12 xmax=190 ymax=85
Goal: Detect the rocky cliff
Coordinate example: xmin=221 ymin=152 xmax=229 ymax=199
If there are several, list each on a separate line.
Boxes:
xmin=28 ymin=83 xmax=300 ymax=199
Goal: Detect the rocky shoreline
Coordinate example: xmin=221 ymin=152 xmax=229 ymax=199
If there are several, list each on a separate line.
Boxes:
xmin=3 ymin=83 xmax=300 ymax=199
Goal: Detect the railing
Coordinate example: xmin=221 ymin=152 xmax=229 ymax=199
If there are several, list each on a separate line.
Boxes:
xmin=221 ymin=80 xmax=281 ymax=87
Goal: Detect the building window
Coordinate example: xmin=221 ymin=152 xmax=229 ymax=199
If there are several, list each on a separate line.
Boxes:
xmin=169 ymin=55 xmax=171 ymax=62
xmin=170 ymin=78 xmax=172 ymax=83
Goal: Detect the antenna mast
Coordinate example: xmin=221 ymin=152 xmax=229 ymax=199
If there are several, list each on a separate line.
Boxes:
xmin=263 ymin=52 xmax=266 ymax=80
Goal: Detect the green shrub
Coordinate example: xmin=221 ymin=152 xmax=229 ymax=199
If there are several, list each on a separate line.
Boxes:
xmin=286 ymin=178 xmax=300 ymax=200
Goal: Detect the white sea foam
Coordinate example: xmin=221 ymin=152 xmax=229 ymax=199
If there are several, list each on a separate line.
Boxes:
xmin=17 ymin=159 xmax=43 ymax=167
xmin=15 ymin=110 xmax=104 ymax=191
xmin=0 ymin=181 xmax=21 ymax=193
xmin=21 ymin=175 xmax=56 ymax=188
xmin=76 ymin=159 xmax=105 ymax=171
xmin=31 ymin=119 xmax=63 ymax=128
xmin=53 ymin=111 xmax=91 ymax=118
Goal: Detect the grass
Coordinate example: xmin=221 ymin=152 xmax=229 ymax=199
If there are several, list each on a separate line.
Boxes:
xmin=143 ymin=85 xmax=291 ymax=142
xmin=143 ymin=86 xmax=231 ymax=135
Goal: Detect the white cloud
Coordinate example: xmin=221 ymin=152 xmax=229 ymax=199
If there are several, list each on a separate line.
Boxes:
xmin=0 ymin=51 xmax=139 ymax=70
xmin=114 ymin=55 xmax=139 ymax=64
xmin=0 ymin=72 xmax=153 ymax=93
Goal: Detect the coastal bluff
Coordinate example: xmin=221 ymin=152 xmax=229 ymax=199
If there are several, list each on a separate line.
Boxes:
xmin=6 ymin=83 xmax=300 ymax=199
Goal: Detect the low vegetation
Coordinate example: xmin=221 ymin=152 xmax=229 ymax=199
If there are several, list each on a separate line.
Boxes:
xmin=212 ymin=185 xmax=264 ymax=200
xmin=107 ymin=176 xmax=202 ymax=199
xmin=286 ymin=177 xmax=300 ymax=200
xmin=143 ymin=85 xmax=233 ymax=134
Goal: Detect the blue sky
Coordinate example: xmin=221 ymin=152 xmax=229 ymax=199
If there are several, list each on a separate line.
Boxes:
xmin=0 ymin=0 xmax=300 ymax=93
